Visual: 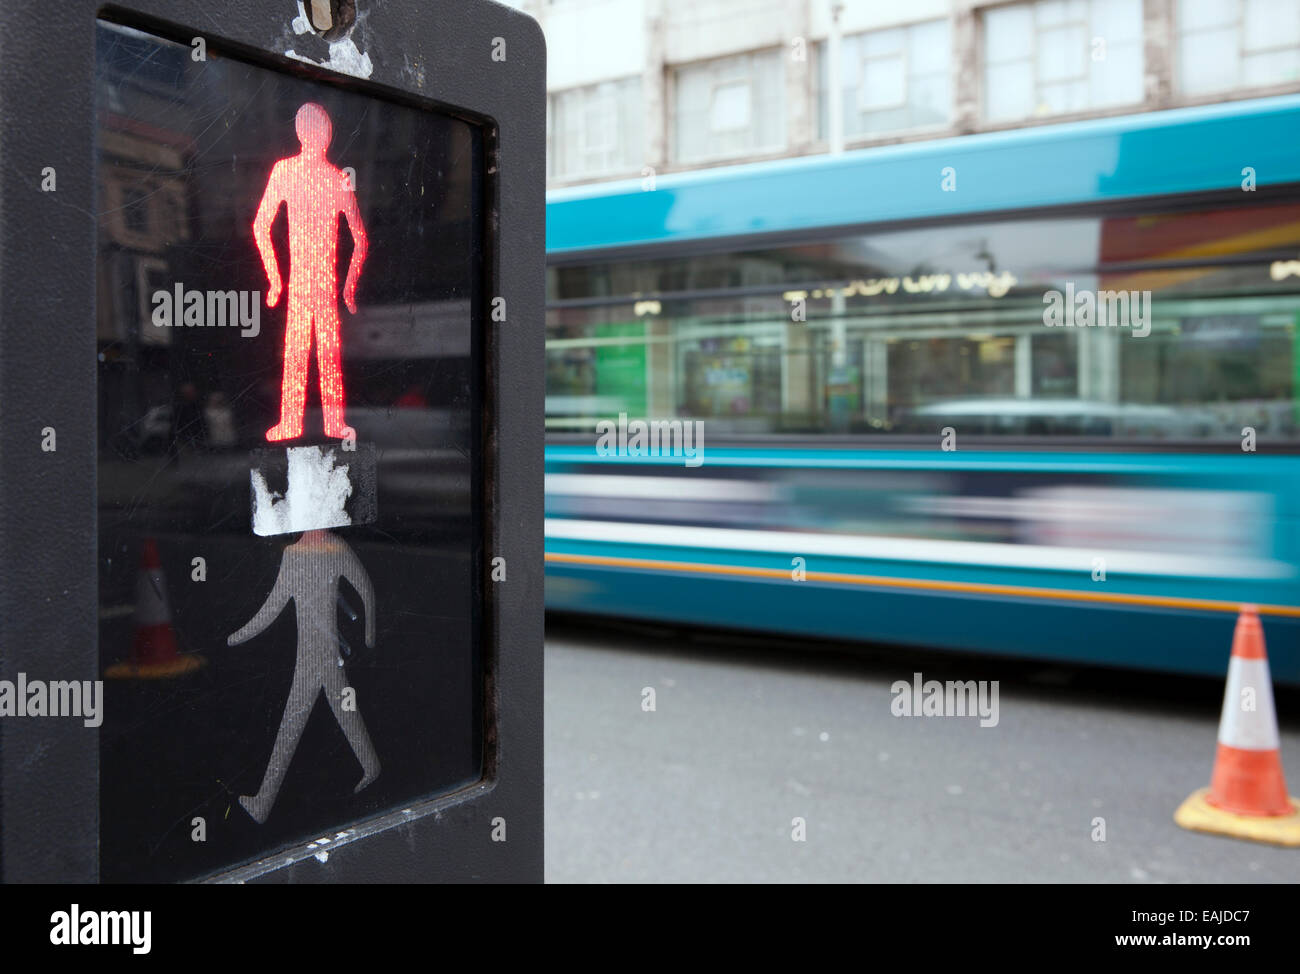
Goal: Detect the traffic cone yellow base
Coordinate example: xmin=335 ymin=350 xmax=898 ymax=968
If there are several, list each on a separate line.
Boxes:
xmin=106 ymin=654 xmax=205 ymax=680
xmin=1174 ymin=787 xmax=1300 ymax=847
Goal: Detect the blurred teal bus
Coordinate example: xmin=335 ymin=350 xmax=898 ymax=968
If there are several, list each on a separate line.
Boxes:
xmin=543 ymin=95 xmax=1300 ymax=683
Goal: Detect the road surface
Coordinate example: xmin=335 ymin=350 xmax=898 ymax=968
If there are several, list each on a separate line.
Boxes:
xmin=544 ymin=619 xmax=1300 ymax=883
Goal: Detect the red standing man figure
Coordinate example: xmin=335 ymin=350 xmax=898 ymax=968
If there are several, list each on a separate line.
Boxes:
xmin=254 ymin=103 xmax=368 ymax=442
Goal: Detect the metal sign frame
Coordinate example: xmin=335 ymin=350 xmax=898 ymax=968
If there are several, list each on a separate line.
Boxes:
xmin=0 ymin=0 xmax=544 ymax=882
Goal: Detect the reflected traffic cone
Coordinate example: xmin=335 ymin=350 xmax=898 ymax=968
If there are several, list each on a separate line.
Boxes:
xmin=1174 ymin=605 xmax=1300 ymax=845
xmin=106 ymin=538 xmax=205 ymax=679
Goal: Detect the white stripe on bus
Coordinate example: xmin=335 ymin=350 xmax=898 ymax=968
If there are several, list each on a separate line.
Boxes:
xmin=543 ymin=519 xmax=1295 ymax=580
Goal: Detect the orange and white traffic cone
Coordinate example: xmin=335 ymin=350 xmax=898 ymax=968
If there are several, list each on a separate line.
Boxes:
xmin=1175 ymin=605 xmax=1300 ymax=845
xmin=106 ymin=538 xmax=205 ymax=679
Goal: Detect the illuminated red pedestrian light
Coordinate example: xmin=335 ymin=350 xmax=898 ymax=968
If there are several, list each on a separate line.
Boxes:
xmin=252 ymin=102 xmax=368 ymax=442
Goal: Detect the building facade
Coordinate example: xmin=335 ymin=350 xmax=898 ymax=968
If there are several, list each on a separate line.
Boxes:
xmin=503 ymin=0 xmax=1300 ymax=188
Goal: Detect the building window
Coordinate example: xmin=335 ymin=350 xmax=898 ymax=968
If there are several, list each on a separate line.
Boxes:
xmin=548 ymin=77 xmax=644 ymax=181
xmin=1176 ymin=0 xmax=1300 ymax=96
xmin=816 ymin=19 xmax=951 ymax=140
xmin=674 ymin=50 xmax=786 ymax=164
xmin=983 ymin=0 xmax=1143 ymax=123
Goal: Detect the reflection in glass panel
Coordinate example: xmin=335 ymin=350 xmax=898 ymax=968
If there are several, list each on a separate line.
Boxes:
xmin=547 ymin=199 xmax=1300 ymax=441
xmin=96 ymin=20 xmax=485 ymax=882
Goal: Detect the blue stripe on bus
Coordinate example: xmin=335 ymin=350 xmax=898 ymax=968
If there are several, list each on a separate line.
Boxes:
xmin=546 ymin=94 xmax=1300 ymax=254
xmin=544 ymin=560 xmax=1300 ymax=683
xmin=545 ymin=444 xmax=1300 ymax=477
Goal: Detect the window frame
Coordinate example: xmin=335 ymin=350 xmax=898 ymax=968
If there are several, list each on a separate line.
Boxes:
xmin=672 ymin=48 xmax=787 ymax=165
xmin=982 ymin=0 xmax=1144 ymax=124
xmin=815 ymin=19 xmax=953 ymax=143
xmin=549 ymin=76 xmax=644 ymax=181
xmin=1173 ymin=0 xmax=1300 ymax=97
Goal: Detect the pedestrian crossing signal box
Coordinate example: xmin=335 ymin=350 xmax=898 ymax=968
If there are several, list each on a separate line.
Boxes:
xmin=0 ymin=0 xmax=544 ymax=882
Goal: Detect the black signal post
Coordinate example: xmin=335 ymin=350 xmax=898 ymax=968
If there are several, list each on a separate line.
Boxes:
xmin=0 ymin=0 xmax=544 ymax=883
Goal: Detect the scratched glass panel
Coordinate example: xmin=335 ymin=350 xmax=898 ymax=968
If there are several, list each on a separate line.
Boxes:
xmin=95 ymin=19 xmax=485 ymax=882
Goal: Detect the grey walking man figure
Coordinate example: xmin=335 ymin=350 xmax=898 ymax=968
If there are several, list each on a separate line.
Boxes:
xmin=229 ymin=528 xmax=380 ymax=824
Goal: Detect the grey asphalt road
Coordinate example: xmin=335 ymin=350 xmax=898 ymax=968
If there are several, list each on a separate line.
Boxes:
xmin=544 ymin=620 xmax=1300 ymax=883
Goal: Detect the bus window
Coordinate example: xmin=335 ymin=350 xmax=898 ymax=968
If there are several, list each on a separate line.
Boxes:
xmin=546 ymin=199 xmax=1300 ymax=441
